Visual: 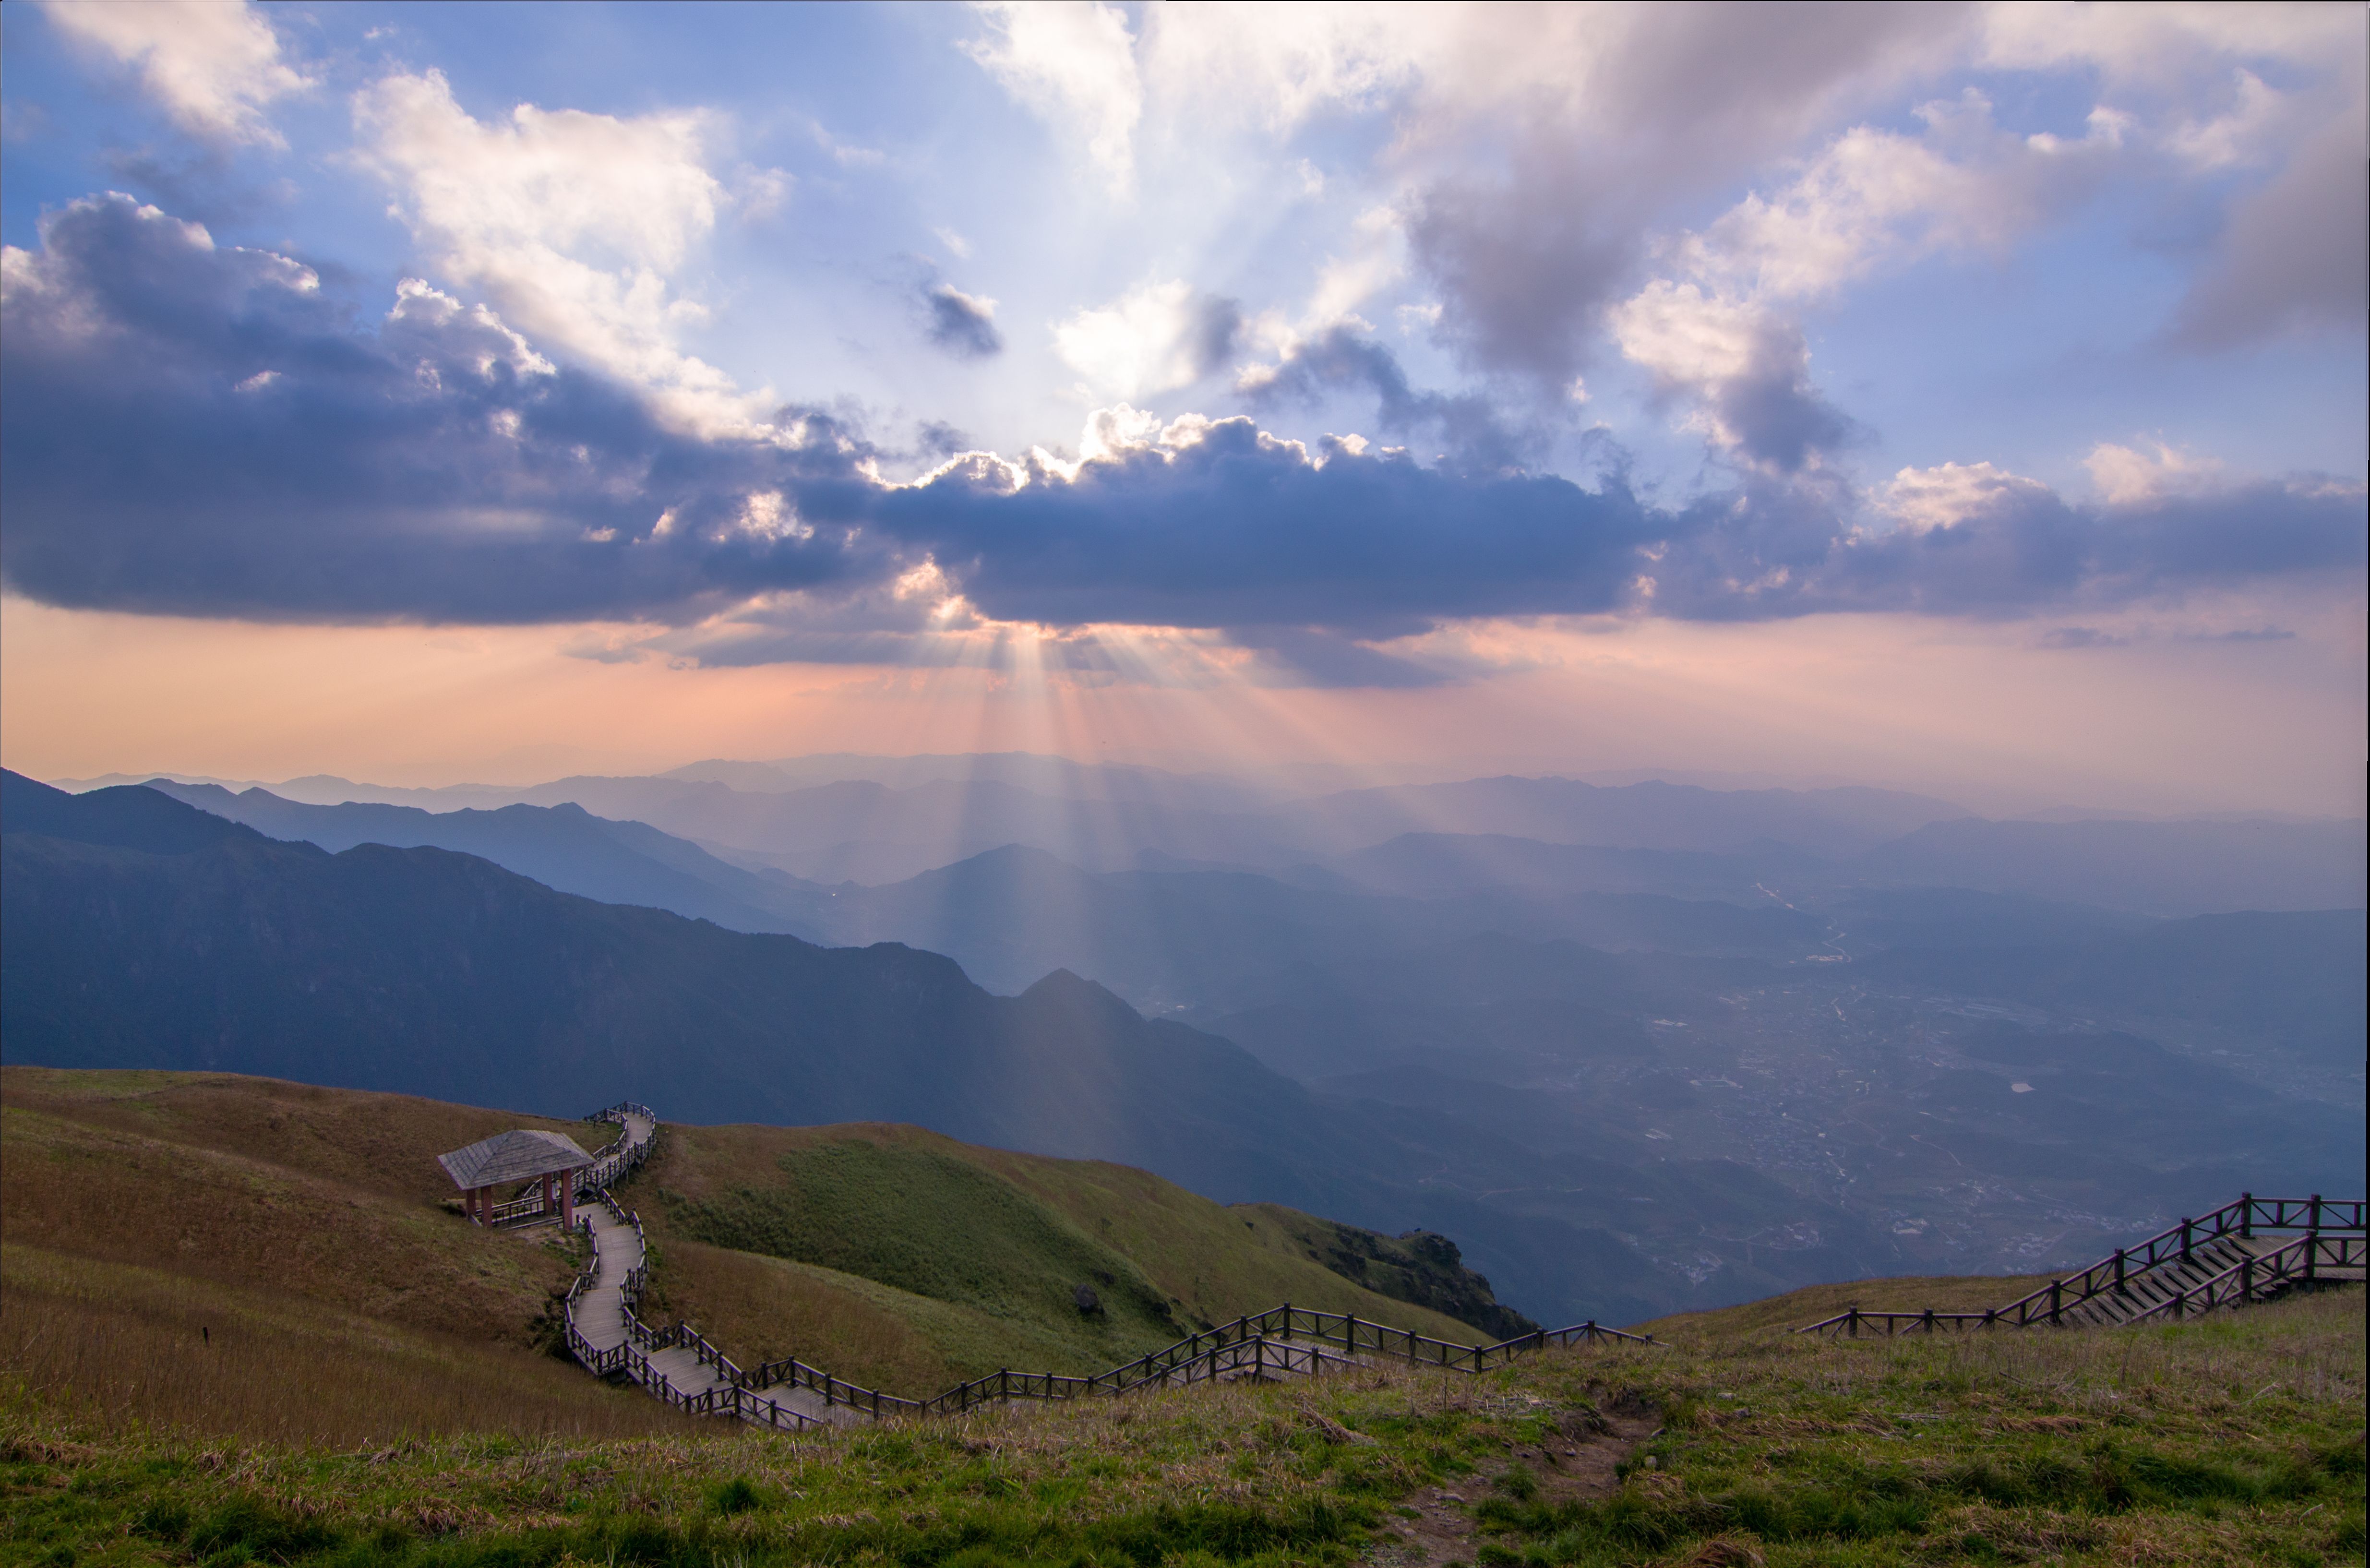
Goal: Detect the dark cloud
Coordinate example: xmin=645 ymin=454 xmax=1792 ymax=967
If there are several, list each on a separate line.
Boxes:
xmin=1645 ymin=471 xmax=2364 ymax=622
xmin=101 ymin=144 xmax=289 ymax=228
xmin=863 ymin=421 xmax=1657 ymax=638
xmin=1184 ymin=292 xmax=1243 ymax=380
xmin=3 ymin=193 xmax=2360 ymax=686
xmin=2171 ymin=106 xmax=2370 ymax=350
xmin=923 ymin=283 xmax=1003 ymax=358
xmin=1245 ymin=325 xmax=1538 ymax=474
xmin=0 ymin=194 xmax=881 ymax=624
xmin=2038 ymin=626 xmax=2128 ymax=649
xmin=1705 ymin=321 xmax=1857 ymax=473
xmin=1404 ymin=4 xmax=1967 ymax=382
xmin=2180 ymin=627 xmax=2297 ymax=643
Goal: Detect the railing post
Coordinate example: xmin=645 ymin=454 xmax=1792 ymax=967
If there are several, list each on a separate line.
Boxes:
xmin=2114 ymin=1248 xmax=2127 ymax=1293
xmin=2180 ymin=1219 xmax=2192 ymax=1262
xmin=2240 ymin=1256 xmax=2255 ymax=1302
xmin=2309 ymin=1194 xmax=2323 ymax=1235
xmin=2049 ymin=1280 xmax=2062 ymax=1325
xmin=2240 ymin=1192 xmax=2253 ymax=1240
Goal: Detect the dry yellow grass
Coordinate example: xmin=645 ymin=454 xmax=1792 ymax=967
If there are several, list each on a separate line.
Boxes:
xmin=0 ymin=1245 xmax=684 ymax=1448
xmin=0 ymin=1067 xmax=684 ymax=1443
xmin=0 ymin=1101 xmax=572 ymax=1346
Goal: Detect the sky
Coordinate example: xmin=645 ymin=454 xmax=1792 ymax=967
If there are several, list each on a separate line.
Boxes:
xmin=1 ymin=0 xmax=2363 ymax=815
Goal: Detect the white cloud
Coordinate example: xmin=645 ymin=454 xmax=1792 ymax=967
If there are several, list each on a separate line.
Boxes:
xmin=352 ymin=69 xmax=763 ymax=434
xmin=1053 ymin=279 xmax=1218 ymax=398
xmin=1610 ymin=87 xmax=2131 ymax=462
xmin=1879 ymin=461 xmax=2053 ymax=533
xmin=1608 ymin=281 xmax=1764 ymax=390
xmin=2084 ymin=442 xmax=2226 ymax=506
xmin=730 ymin=164 xmax=793 ymax=221
xmin=42 ymin=0 xmax=311 ymax=146
xmin=964 ymin=0 xmax=1141 ymax=192
xmin=1978 ymin=2 xmax=2359 ymax=83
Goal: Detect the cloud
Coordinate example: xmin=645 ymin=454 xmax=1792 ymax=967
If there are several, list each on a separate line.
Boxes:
xmin=2037 ymin=626 xmax=2129 ymax=649
xmin=1608 ymin=284 xmax=1853 ymax=472
xmin=2170 ymin=99 xmax=2369 ymax=348
xmin=1052 ymin=280 xmax=1239 ymax=397
xmin=0 ymin=194 xmax=871 ymax=625
xmin=924 ymin=284 xmax=1004 ymax=358
xmin=1388 ymin=4 xmax=1968 ymax=382
xmin=1879 ymin=461 xmax=2055 ymax=534
xmin=42 ymin=0 xmax=310 ymax=147
xmin=3 ymin=193 xmax=2361 ymax=682
xmin=2084 ymin=442 xmax=2226 ymax=506
xmin=1608 ymin=89 xmax=2129 ymax=469
xmin=1240 ymin=325 xmax=1534 ymax=475
xmin=963 ymin=0 xmax=1141 ymax=192
xmin=351 ymin=69 xmax=758 ymax=434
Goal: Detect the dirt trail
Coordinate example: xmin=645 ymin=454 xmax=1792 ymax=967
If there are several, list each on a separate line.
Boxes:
xmin=1365 ymin=1403 xmax=1661 ymax=1568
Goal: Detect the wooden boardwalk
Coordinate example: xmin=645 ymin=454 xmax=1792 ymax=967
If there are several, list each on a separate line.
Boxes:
xmin=1797 ymin=1195 xmax=2366 ymax=1338
xmin=544 ymin=1107 xmax=2358 ymax=1431
xmin=548 ymin=1103 xmax=1653 ymax=1432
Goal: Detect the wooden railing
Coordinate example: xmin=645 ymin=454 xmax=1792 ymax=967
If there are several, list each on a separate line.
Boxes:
xmin=1796 ymin=1194 xmax=2365 ymax=1337
xmin=2120 ymin=1232 xmax=2368 ymax=1326
xmin=553 ymin=1103 xmax=1654 ymax=1431
xmin=486 ymin=1101 xmax=662 ymax=1229
xmin=900 ymin=1305 xmax=1652 ymax=1416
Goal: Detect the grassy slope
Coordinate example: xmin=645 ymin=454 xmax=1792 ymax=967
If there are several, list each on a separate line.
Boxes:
xmin=633 ymin=1119 xmax=1486 ymax=1391
xmin=7 ymin=1288 xmax=2357 ymax=1567
xmin=0 ymin=1068 xmax=685 ymax=1446
xmin=0 ymin=1068 xmax=1479 ymax=1414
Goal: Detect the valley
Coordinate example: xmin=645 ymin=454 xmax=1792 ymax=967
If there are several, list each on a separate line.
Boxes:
xmin=7 ymin=761 xmax=2362 ymax=1332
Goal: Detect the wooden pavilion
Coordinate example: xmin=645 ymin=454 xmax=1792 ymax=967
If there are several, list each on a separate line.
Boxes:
xmin=437 ymin=1128 xmax=595 ymax=1228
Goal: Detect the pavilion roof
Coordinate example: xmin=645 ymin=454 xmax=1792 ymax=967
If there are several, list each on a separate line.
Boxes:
xmin=437 ymin=1128 xmax=595 ymax=1189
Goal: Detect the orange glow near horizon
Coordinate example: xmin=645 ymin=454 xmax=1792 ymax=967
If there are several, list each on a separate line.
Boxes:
xmin=2 ymin=592 xmax=2362 ymax=819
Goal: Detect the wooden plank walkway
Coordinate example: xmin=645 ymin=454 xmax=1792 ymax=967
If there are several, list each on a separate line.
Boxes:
xmin=1797 ymin=1195 xmax=2366 ymax=1337
xmin=550 ymin=1106 xmax=2358 ymax=1430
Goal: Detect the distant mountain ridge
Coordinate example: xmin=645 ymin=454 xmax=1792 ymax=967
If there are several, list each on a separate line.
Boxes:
xmin=6 ymin=769 xmax=1904 ymax=1326
xmin=147 ymin=781 xmax=828 ymax=940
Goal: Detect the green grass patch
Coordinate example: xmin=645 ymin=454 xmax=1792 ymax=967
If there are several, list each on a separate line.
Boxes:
xmin=659 ymin=1141 xmax=1186 ymax=1373
xmin=6 ymin=1287 xmax=2360 ymax=1567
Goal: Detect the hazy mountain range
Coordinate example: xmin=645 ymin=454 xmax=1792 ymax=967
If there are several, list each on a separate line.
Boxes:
xmin=10 ymin=758 xmax=2362 ymax=1328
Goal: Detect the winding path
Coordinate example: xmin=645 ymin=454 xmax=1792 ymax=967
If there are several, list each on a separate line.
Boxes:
xmin=547 ymin=1101 xmax=1653 ymax=1433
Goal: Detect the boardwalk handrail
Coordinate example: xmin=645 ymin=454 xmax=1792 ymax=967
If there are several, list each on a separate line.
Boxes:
xmin=2119 ymin=1232 xmax=2367 ymax=1327
xmin=552 ymin=1103 xmax=1655 ymax=1431
xmin=558 ymin=1107 xmax=826 ymax=1432
xmin=1795 ymin=1193 xmax=2366 ymax=1337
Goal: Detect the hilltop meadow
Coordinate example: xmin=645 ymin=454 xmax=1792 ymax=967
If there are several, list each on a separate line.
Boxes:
xmin=2 ymin=1284 xmax=2358 ymax=1567
xmin=0 ymin=1068 xmax=2361 ymax=1566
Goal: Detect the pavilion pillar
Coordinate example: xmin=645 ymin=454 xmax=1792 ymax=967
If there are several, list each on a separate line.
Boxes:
xmin=540 ymin=1173 xmax=555 ymax=1220
xmin=561 ymin=1175 xmax=576 ymax=1229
